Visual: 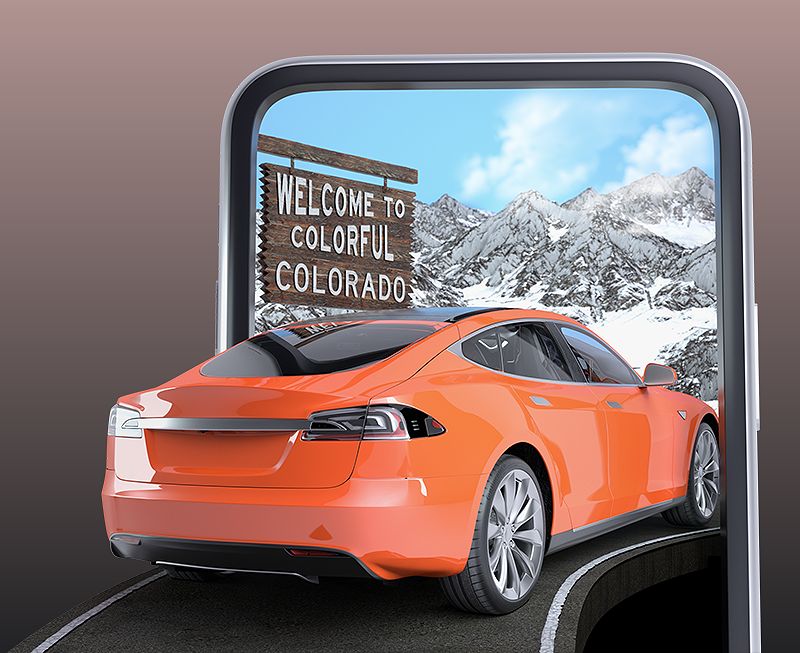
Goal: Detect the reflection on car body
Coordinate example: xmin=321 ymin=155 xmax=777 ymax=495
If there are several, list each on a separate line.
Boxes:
xmin=102 ymin=307 xmax=719 ymax=614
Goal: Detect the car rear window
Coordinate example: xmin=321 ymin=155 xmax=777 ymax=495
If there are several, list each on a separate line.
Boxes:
xmin=201 ymin=321 xmax=439 ymax=377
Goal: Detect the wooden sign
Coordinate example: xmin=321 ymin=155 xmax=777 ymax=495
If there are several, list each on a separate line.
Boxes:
xmin=257 ymin=137 xmax=416 ymax=310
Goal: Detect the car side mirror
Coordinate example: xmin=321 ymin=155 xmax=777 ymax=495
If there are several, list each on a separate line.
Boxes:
xmin=642 ymin=363 xmax=677 ymax=387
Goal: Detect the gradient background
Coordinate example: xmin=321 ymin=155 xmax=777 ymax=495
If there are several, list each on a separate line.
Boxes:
xmin=0 ymin=1 xmax=796 ymax=650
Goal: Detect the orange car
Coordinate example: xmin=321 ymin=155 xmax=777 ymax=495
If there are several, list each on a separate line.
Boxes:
xmin=102 ymin=307 xmax=719 ymax=614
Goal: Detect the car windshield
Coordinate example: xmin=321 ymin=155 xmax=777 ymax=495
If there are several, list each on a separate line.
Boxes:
xmin=201 ymin=321 xmax=440 ymax=377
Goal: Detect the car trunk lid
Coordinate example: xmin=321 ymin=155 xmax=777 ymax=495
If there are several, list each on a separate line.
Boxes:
xmin=113 ymin=382 xmax=368 ymax=489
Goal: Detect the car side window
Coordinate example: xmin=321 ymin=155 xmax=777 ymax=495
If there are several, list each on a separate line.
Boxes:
xmin=560 ymin=327 xmax=639 ymax=385
xmin=496 ymin=323 xmax=573 ymax=381
xmin=530 ymin=323 xmax=574 ymax=381
xmin=461 ymin=328 xmax=502 ymax=371
xmin=460 ymin=322 xmax=573 ymax=380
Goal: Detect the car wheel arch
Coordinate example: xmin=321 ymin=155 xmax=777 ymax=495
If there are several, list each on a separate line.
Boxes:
xmin=700 ymin=412 xmax=719 ymax=436
xmin=692 ymin=412 xmax=720 ymax=458
xmin=491 ymin=442 xmax=555 ymax=548
xmin=679 ymin=412 xmax=720 ymax=489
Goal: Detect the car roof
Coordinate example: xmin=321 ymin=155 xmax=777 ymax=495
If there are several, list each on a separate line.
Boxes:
xmin=282 ymin=307 xmax=511 ymax=327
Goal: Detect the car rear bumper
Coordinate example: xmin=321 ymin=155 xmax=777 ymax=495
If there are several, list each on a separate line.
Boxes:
xmin=102 ymin=470 xmax=485 ymax=580
xmin=109 ymin=534 xmax=373 ymax=579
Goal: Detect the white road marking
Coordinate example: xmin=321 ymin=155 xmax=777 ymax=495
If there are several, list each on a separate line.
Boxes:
xmin=26 ymin=528 xmax=718 ymax=652
xmin=31 ymin=571 xmax=167 ymax=653
xmin=539 ymin=527 xmax=719 ymax=653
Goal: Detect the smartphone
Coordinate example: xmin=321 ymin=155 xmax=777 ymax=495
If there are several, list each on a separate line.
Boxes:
xmin=216 ymin=54 xmax=759 ymax=652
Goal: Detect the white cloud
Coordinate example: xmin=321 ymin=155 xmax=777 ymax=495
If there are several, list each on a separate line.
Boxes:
xmin=460 ymin=92 xmax=712 ymax=207
xmin=604 ymin=115 xmax=713 ymax=191
xmin=461 ymin=95 xmax=593 ymax=203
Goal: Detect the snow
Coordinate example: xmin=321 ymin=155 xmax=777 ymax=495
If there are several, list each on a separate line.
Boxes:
xmin=547 ymin=224 xmax=568 ymax=242
xmin=589 ymin=302 xmax=716 ymax=373
xmin=639 ymin=218 xmax=715 ymax=248
xmin=649 ymin=276 xmax=674 ymax=295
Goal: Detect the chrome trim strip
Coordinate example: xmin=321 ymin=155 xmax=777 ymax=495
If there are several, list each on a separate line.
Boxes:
xmin=547 ymin=497 xmax=685 ymax=555
xmin=129 ymin=417 xmax=309 ymax=432
xmin=156 ymin=560 xmax=319 ymax=584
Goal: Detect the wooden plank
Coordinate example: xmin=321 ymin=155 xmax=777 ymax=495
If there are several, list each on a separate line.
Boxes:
xmin=259 ymin=260 xmax=412 ymax=310
xmin=258 ymin=135 xmax=418 ymax=185
xmin=258 ymin=163 xmax=415 ymax=310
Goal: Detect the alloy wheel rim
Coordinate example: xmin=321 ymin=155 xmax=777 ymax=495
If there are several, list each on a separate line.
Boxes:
xmin=693 ymin=429 xmax=720 ymax=518
xmin=487 ymin=469 xmax=545 ymax=600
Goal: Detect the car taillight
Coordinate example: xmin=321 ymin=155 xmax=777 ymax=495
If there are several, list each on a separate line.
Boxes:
xmin=302 ymin=407 xmax=371 ymax=441
xmin=107 ymin=404 xmax=143 ymax=438
xmin=302 ymin=405 xmax=446 ymax=441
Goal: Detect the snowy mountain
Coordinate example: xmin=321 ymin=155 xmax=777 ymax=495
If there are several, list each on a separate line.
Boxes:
xmin=255 ymin=168 xmax=718 ymax=402
xmin=564 ymin=167 xmax=715 ymax=248
xmin=414 ymin=194 xmax=488 ymax=250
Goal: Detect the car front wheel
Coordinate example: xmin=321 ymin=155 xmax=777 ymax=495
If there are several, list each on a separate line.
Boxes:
xmin=439 ymin=454 xmax=547 ymax=615
xmin=662 ymin=423 xmax=720 ymax=527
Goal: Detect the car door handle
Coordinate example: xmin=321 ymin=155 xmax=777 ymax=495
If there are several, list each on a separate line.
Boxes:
xmin=530 ymin=395 xmax=552 ymax=407
xmin=606 ymin=400 xmax=622 ymax=409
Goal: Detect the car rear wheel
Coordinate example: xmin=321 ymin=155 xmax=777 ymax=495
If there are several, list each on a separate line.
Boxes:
xmin=159 ymin=564 xmax=224 ymax=582
xmin=662 ymin=423 xmax=720 ymax=527
xmin=439 ymin=454 xmax=547 ymax=615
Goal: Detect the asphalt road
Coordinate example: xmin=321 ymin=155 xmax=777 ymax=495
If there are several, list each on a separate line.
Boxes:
xmin=13 ymin=515 xmax=720 ymax=653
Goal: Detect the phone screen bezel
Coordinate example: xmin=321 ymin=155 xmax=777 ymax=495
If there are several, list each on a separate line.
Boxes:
xmin=217 ymin=54 xmax=758 ymax=651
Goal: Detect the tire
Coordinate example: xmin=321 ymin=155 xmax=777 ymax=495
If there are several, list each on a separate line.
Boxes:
xmin=439 ymin=454 xmax=547 ymax=615
xmin=662 ymin=423 xmax=720 ymax=527
xmin=160 ymin=564 xmax=223 ymax=582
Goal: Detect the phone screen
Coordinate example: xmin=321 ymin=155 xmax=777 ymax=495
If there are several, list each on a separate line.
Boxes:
xmin=255 ymin=88 xmax=718 ymax=411
xmin=232 ymin=69 xmax=749 ymax=651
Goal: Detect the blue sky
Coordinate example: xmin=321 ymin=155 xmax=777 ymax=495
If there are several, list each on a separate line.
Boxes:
xmin=258 ymin=88 xmax=714 ymax=212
